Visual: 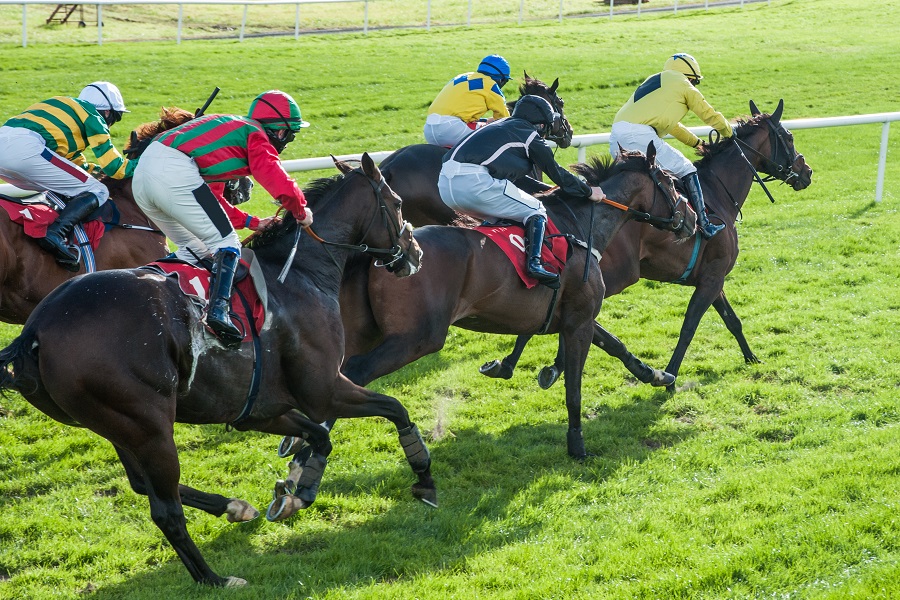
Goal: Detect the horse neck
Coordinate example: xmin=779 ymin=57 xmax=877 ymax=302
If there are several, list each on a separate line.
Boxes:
xmin=700 ymin=126 xmax=771 ymax=218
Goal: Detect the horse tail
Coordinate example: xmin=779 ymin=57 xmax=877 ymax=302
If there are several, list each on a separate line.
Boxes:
xmin=0 ymin=330 xmax=39 ymax=397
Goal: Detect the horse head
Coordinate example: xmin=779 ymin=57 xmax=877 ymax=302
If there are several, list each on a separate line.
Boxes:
xmin=331 ymin=153 xmax=422 ymax=277
xmin=123 ymin=106 xmax=195 ymax=160
xmin=515 ymin=72 xmax=574 ymax=148
xmin=572 ymin=145 xmax=697 ymax=240
xmin=718 ymin=100 xmax=812 ymax=192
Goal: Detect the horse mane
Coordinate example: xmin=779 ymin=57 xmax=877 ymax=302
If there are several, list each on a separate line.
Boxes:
xmin=694 ymin=113 xmax=770 ymax=169
xmin=245 ymin=175 xmax=345 ymax=249
xmin=123 ymin=107 xmax=195 ymax=158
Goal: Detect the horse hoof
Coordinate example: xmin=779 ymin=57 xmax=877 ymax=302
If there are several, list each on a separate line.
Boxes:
xmin=666 ymin=383 xmax=676 ymax=395
xmin=278 ymin=436 xmax=305 ymax=458
xmin=266 ymin=495 xmax=309 ymax=522
xmin=651 ymin=370 xmax=676 ymax=387
xmin=537 ymin=366 xmax=560 ymax=389
xmin=224 ymin=576 xmax=248 ymax=588
xmin=412 ymin=484 xmax=438 ymax=508
xmin=745 ymin=354 xmax=762 ymax=364
xmin=479 ymin=360 xmax=512 ymax=379
xmin=225 ymin=499 xmax=259 ymax=523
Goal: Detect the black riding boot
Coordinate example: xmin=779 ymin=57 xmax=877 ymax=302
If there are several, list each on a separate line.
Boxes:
xmin=682 ymin=173 xmax=724 ymax=240
xmin=524 ymin=215 xmax=560 ymax=289
xmin=206 ymin=249 xmax=243 ymax=349
xmin=37 ymin=191 xmax=100 ymax=271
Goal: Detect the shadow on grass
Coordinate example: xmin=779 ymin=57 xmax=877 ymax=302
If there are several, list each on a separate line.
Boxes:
xmin=84 ymin=385 xmax=693 ymax=597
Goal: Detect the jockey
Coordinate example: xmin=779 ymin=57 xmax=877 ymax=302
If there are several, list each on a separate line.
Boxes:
xmin=424 ymin=54 xmax=512 ymax=148
xmin=0 ymin=81 xmax=134 ymax=271
xmin=132 ymin=90 xmax=312 ymax=349
xmin=438 ymin=95 xmax=605 ymax=288
xmin=610 ymin=53 xmax=733 ymax=239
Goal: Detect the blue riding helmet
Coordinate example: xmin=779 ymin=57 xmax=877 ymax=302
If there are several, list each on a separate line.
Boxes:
xmin=477 ymin=55 xmax=511 ymax=88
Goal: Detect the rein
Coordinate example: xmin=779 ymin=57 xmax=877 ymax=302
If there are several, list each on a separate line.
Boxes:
xmin=276 ymin=168 xmax=413 ymax=283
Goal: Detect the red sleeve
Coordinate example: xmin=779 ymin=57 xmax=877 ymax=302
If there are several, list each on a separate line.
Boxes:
xmin=246 ymin=130 xmax=307 ymax=219
xmin=209 ymin=182 xmax=259 ymax=230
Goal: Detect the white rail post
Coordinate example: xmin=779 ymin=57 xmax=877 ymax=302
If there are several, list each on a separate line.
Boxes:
xmin=427 ymin=0 xmax=431 ymax=31
xmin=294 ymin=4 xmax=300 ymax=39
xmin=609 ymin=0 xmax=613 ymax=19
xmin=578 ymin=146 xmax=586 ymax=163
xmin=637 ymin=0 xmax=641 ymax=17
xmin=518 ymin=0 xmax=523 ymax=24
xmin=240 ymin=4 xmax=247 ymax=41
xmin=177 ymin=4 xmax=183 ymax=45
xmin=467 ymin=0 xmax=471 ymax=26
xmin=97 ymin=4 xmax=102 ymax=45
xmin=559 ymin=0 xmax=563 ymax=22
xmin=21 ymin=4 xmax=27 ymax=48
xmin=364 ymin=0 xmax=368 ymax=34
xmin=674 ymin=0 xmax=678 ymax=14
xmin=876 ymin=121 xmax=890 ymax=202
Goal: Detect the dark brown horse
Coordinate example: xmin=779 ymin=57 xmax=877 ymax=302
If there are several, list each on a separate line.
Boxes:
xmin=334 ymin=147 xmax=695 ymax=461
xmin=379 ymin=74 xmax=574 ymax=227
xmin=480 ymin=100 xmax=813 ymax=391
xmin=0 ymin=107 xmax=197 ymax=324
xmin=0 ymin=154 xmax=428 ymax=587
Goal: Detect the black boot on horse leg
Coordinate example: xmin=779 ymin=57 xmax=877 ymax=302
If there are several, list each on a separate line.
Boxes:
xmin=682 ymin=173 xmax=723 ymax=240
xmin=37 ymin=191 xmax=100 ymax=271
xmin=206 ymin=249 xmax=243 ymax=349
xmin=524 ymin=215 xmax=559 ymax=288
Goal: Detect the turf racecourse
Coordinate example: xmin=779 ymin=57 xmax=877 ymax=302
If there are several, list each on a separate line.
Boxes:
xmin=1 ymin=0 xmax=899 ymax=597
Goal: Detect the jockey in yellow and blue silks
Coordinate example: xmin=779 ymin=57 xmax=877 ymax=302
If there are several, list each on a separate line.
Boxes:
xmin=610 ymin=53 xmax=733 ymax=239
xmin=0 ymin=81 xmax=133 ymax=270
xmin=424 ymin=54 xmax=512 ymax=148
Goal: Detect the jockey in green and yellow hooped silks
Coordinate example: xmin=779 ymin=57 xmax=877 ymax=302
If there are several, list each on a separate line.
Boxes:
xmin=132 ymin=90 xmax=312 ymax=348
xmin=0 ymin=81 xmax=134 ymax=270
xmin=610 ymin=53 xmax=733 ymax=239
xmin=424 ymin=54 xmax=512 ymax=148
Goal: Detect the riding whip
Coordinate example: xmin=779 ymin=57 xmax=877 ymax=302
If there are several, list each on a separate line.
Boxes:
xmin=194 ymin=87 xmax=221 ymax=119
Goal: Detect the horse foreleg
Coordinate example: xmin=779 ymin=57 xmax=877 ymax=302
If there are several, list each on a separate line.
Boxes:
xmin=712 ymin=290 xmax=760 ymax=364
xmin=479 ymin=335 xmax=532 ymax=380
xmin=592 ymin=322 xmax=675 ymax=387
xmin=560 ymin=321 xmax=594 ymax=460
xmin=331 ymin=380 xmax=437 ymax=507
xmin=114 ymin=446 xmax=258 ymax=523
xmin=665 ymin=285 xmax=721 ymax=393
xmin=117 ymin=435 xmax=241 ymax=586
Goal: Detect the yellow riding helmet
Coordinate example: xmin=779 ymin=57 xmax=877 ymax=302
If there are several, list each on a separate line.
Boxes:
xmin=664 ymin=53 xmax=703 ymax=81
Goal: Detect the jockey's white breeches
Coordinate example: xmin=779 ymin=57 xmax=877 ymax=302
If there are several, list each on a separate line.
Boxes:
xmin=438 ymin=160 xmax=547 ymax=224
xmin=0 ymin=126 xmax=109 ymax=202
xmin=133 ymin=141 xmax=241 ymax=263
xmin=424 ymin=114 xmax=479 ymax=148
xmin=609 ymin=121 xmax=697 ymax=179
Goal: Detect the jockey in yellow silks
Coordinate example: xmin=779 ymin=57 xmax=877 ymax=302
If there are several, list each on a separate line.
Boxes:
xmin=610 ymin=53 xmax=733 ymax=239
xmin=424 ymin=55 xmax=512 ymax=148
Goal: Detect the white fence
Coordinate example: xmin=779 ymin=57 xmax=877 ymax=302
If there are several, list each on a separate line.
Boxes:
xmin=3 ymin=0 xmax=770 ymax=47
xmin=1 ymin=112 xmax=897 ymax=202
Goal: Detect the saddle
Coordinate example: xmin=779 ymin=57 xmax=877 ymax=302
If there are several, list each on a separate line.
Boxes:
xmin=474 ymin=219 xmax=569 ymax=289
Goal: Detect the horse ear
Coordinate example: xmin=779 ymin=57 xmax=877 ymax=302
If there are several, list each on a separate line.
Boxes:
xmin=772 ymin=99 xmax=784 ymax=124
xmin=549 ymin=78 xmax=559 ymax=94
xmin=332 ymin=154 xmax=353 ymax=174
xmin=361 ymin=152 xmax=380 ymax=181
xmin=749 ymin=100 xmax=761 ymax=116
xmin=523 ymin=70 xmax=530 ymax=80
xmin=646 ymin=142 xmax=657 ymax=166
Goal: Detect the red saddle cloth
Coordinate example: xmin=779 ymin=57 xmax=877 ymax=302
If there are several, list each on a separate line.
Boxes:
xmin=0 ymin=199 xmax=104 ymax=249
xmin=146 ymin=260 xmax=265 ymax=343
xmin=474 ymin=219 xmax=569 ymax=289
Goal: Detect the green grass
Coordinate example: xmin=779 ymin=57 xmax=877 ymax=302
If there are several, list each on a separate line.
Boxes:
xmin=2 ymin=0 xmax=900 ymax=597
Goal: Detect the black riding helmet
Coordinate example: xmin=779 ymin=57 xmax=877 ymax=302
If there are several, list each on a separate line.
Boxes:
xmin=512 ymin=95 xmax=560 ymax=138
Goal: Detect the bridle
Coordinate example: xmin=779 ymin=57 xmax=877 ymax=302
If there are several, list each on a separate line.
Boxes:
xmin=278 ymin=168 xmax=414 ymax=282
xmin=598 ymin=160 xmax=688 ymax=233
xmin=544 ymin=92 xmax=573 ymax=148
xmin=730 ymin=117 xmax=805 ymax=203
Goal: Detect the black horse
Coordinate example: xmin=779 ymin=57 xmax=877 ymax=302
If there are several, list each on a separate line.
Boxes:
xmin=480 ymin=100 xmax=813 ymax=391
xmin=0 ymin=154 xmax=429 ymax=587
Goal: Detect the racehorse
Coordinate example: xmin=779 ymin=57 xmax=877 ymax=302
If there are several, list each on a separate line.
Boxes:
xmin=334 ymin=146 xmax=696 ymax=461
xmin=378 ymin=73 xmax=573 ymax=227
xmin=479 ymin=100 xmax=813 ymax=391
xmin=0 ymin=154 xmax=428 ymax=587
xmin=0 ymin=107 xmax=196 ymax=324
